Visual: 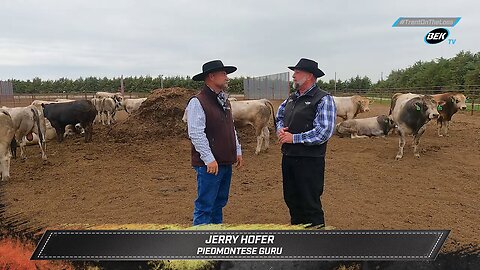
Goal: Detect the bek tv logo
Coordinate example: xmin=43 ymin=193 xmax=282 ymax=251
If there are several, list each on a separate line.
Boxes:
xmin=425 ymin=28 xmax=455 ymax=45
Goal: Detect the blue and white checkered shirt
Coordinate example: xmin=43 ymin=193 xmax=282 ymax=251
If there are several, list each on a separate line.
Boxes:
xmin=276 ymin=84 xmax=336 ymax=145
xmin=186 ymin=91 xmax=242 ymax=165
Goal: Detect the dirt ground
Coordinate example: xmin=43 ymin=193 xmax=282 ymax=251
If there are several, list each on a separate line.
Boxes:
xmin=1 ymin=94 xmax=479 ymax=254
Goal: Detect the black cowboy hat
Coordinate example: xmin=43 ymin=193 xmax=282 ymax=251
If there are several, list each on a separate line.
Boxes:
xmin=288 ymin=58 xmax=325 ymax=78
xmin=192 ymin=60 xmax=237 ymax=81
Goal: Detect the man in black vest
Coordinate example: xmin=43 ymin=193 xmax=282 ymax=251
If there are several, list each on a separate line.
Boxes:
xmin=186 ymin=60 xmax=243 ymax=226
xmin=277 ymin=58 xmax=336 ymax=227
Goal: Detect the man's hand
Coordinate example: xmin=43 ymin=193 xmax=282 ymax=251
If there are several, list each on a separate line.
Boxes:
xmin=206 ymin=160 xmax=219 ymax=175
xmin=278 ymin=127 xmax=294 ymax=144
xmin=277 ymin=127 xmax=289 ymax=137
xmin=235 ymin=155 xmax=244 ymax=169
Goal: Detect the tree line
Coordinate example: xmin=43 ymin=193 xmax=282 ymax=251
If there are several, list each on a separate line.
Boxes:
xmin=317 ymin=51 xmax=480 ymax=92
xmin=7 ymin=51 xmax=479 ymax=94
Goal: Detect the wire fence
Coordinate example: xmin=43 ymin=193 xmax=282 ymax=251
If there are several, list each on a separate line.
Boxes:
xmin=0 ymin=92 xmax=150 ymax=107
xmin=1 ymin=86 xmax=479 ymax=113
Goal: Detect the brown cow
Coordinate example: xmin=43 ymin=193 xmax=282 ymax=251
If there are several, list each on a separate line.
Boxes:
xmin=431 ymin=92 xmax=467 ymax=137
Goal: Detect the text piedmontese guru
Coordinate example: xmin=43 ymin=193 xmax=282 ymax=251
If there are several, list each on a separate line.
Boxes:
xmin=197 ymin=234 xmax=283 ymax=255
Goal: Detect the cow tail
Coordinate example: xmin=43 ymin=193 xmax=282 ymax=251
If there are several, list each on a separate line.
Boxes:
xmin=389 ymin=93 xmax=401 ymax=115
xmin=31 ymin=108 xmax=44 ymax=143
xmin=265 ymin=100 xmax=277 ymax=132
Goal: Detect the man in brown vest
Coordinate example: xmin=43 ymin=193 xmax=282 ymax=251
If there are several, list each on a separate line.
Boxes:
xmin=186 ymin=60 xmax=244 ymax=226
xmin=277 ymin=58 xmax=336 ymax=227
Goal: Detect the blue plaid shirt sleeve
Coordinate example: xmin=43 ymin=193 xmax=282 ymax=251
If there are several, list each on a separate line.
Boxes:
xmin=275 ymin=99 xmax=288 ymax=132
xmin=292 ymin=95 xmax=337 ymax=145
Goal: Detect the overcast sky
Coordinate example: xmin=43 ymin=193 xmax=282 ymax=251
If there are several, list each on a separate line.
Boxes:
xmin=1 ymin=0 xmax=477 ymax=83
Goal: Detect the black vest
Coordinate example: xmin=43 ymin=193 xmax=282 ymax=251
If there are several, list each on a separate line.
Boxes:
xmin=282 ymin=86 xmax=329 ymax=157
xmin=190 ymin=86 xmax=237 ymax=166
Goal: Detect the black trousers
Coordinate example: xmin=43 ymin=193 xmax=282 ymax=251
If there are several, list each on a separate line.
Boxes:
xmin=282 ymin=155 xmax=325 ymax=226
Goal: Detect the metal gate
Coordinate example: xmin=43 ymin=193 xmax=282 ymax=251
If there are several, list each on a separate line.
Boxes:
xmin=0 ymin=81 xmax=14 ymax=106
xmin=243 ymin=72 xmax=290 ymax=100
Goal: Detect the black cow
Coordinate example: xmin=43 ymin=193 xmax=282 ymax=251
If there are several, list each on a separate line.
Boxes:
xmin=42 ymin=100 xmax=97 ymax=142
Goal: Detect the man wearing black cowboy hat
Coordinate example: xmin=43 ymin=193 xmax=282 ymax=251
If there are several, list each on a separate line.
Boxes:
xmin=185 ymin=60 xmax=243 ymax=226
xmin=276 ymin=58 xmax=336 ymax=227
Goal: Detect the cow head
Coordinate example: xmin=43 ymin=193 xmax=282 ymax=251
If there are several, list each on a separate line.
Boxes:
xmin=378 ymin=115 xmax=397 ymax=134
xmin=354 ymin=96 xmax=371 ymax=113
xmin=452 ymin=93 xmax=467 ymax=110
xmin=112 ymin=95 xmax=124 ymax=110
xmin=418 ymin=96 xmax=440 ymax=119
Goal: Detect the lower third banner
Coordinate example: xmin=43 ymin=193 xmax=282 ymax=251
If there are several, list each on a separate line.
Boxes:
xmin=31 ymin=230 xmax=449 ymax=261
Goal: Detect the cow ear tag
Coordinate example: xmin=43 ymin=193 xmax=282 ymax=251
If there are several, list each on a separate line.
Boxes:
xmin=437 ymin=105 xmax=443 ymax=111
xmin=415 ymin=104 xmax=421 ymax=111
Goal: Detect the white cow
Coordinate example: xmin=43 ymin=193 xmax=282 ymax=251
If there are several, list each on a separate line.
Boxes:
xmin=95 ymin=91 xmax=124 ymax=102
xmin=91 ymin=97 xmax=121 ymax=125
xmin=182 ymin=99 xmax=275 ymax=155
xmin=230 ymin=99 xmax=275 ymax=155
xmin=1 ymin=105 xmax=47 ymax=161
xmin=122 ymin=98 xmax=147 ymax=114
xmin=0 ymin=109 xmax=16 ymax=180
xmin=100 ymin=97 xmax=118 ymax=125
xmin=91 ymin=97 xmax=103 ymax=123
xmin=333 ymin=95 xmax=372 ymax=120
xmin=336 ymin=115 xmax=396 ymax=138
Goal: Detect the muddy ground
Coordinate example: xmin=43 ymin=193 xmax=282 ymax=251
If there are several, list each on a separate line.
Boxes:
xmin=1 ymin=92 xmax=479 ymax=258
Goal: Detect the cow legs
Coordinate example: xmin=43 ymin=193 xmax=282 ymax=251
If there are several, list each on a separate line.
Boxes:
xmin=55 ymin=126 xmax=65 ymax=143
xmin=444 ymin=121 xmax=450 ymax=137
xmin=101 ymin=111 xmax=106 ymax=125
xmin=111 ymin=110 xmax=117 ymax=124
xmin=0 ymin=146 xmax=11 ymax=181
xmin=106 ymin=111 xmax=111 ymax=125
xmin=351 ymin=134 xmax=368 ymax=139
xmin=255 ymin=126 xmax=264 ymax=155
xmin=255 ymin=135 xmax=263 ymax=155
xmin=95 ymin=112 xmax=100 ymax=124
xmin=395 ymin=130 xmax=406 ymax=160
xmin=37 ymin=138 xmax=47 ymax=161
xmin=83 ymin=122 xmax=93 ymax=142
xmin=437 ymin=120 xmax=443 ymax=137
xmin=262 ymin=126 xmax=270 ymax=151
xmin=16 ymin=134 xmax=27 ymax=160
xmin=10 ymin=139 xmax=17 ymax=159
xmin=413 ymin=124 xmax=428 ymax=158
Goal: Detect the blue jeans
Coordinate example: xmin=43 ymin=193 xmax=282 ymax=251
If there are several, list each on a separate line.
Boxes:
xmin=193 ymin=165 xmax=232 ymax=226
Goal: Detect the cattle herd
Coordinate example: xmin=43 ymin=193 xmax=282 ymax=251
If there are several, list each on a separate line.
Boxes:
xmin=0 ymin=92 xmax=148 ymax=181
xmin=182 ymin=91 xmax=467 ymax=160
xmin=0 ymin=90 xmax=469 ymax=181
xmin=333 ymin=92 xmax=466 ymax=160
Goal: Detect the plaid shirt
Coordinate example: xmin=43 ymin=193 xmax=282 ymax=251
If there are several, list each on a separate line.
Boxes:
xmin=276 ymin=84 xmax=336 ymax=145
